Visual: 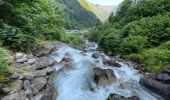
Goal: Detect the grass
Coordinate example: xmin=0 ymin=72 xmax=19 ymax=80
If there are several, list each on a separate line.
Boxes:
xmin=0 ymin=47 xmax=15 ymax=87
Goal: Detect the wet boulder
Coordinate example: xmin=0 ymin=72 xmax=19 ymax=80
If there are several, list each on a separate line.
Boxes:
xmin=156 ymin=73 xmax=170 ymax=83
xmin=92 ymin=52 xmax=100 ymax=59
xmin=140 ymin=75 xmax=170 ymax=98
xmin=107 ymin=93 xmax=140 ymax=100
xmin=106 ymin=59 xmax=121 ymax=67
xmin=94 ymin=68 xmax=116 ymax=87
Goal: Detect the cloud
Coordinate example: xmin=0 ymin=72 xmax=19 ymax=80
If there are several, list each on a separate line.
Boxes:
xmin=87 ymin=0 xmax=124 ymax=5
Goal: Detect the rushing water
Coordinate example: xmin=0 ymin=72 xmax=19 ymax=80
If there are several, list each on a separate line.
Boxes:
xmin=50 ymin=42 xmax=160 ymax=100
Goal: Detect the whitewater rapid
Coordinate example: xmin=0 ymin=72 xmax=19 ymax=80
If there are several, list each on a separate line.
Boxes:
xmin=50 ymin=43 xmax=160 ymax=100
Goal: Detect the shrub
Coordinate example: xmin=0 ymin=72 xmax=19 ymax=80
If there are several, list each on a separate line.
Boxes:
xmin=120 ymin=35 xmax=148 ymax=54
xmin=0 ymin=25 xmax=37 ymax=52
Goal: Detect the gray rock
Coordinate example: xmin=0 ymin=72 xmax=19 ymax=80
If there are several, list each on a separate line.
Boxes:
xmin=33 ymin=44 xmax=56 ymax=57
xmin=25 ymin=89 xmax=33 ymax=99
xmin=16 ymin=53 xmax=24 ymax=60
xmin=94 ymin=68 xmax=116 ymax=87
xmin=140 ymin=75 xmax=170 ymax=98
xmin=27 ymin=59 xmax=37 ymax=65
xmin=31 ymin=77 xmax=47 ymax=91
xmin=62 ymin=57 xmax=73 ymax=62
xmin=11 ymin=74 xmax=19 ymax=79
xmin=33 ymin=57 xmax=55 ymax=70
xmin=24 ymin=73 xmax=34 ymax=80
xmin=10 ymin=80 xmax=23 ymax=92
xmin=92 ymin=52 xmax=100 ymax=59
xmin=32 ymin=87 xmax=39 ymax=95
xmin=1 ymin=87 xmax=11 ymax=94
xmin=18 ymin=74 xmax=24 ymax=80
xmin=34 ymin=69 xmax=48 ymax=77
xmin=108 ymin=93 xmax=140 ymax=100
xmin=16 ymin=58 xmax=28 ymax=63
xmin=19 ymin=90 xmax=27 ymax=100
xmin=1 ymin=93 xmax=20 ymax=100
xmin=106 ymin=60 xmax=121 ymax=67
xmin=156 ymin=73 xmax=170 ymax=83
xmin=33 ymin=94 xmax=50 ymax=100
xmin=24 ymin=80 xmax=31 ymax=90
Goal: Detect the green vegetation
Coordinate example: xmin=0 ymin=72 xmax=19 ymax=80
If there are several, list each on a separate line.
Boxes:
xmin=58 ymin=0 xmax=99 ymax=29
xmin=87 ymin=0 xmax=170 ymax=73
xmin=0 ymin=0 xmax=64 ymax=52
xmin=0 ymin=47 xmax=14 ymax=86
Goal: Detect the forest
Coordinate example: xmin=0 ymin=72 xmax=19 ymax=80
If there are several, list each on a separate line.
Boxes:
xmin=87 ymin=0 xmax=170 ymax=73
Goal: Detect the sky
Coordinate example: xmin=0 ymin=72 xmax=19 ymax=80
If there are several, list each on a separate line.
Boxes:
xmin=87 ymin=0 xmax=124 ymax=6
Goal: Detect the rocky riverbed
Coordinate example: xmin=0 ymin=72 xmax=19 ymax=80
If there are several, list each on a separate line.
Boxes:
xmin=0 ymin=41 xmax=169 ymax=100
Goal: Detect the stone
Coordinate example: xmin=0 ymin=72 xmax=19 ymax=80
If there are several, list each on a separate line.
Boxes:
xmin=32 ymin=87 xmax=39 ymax=95
xmin=31 ymin=77 xmax=47 ymax=91
xmin=62 ymin=57 xmax=73 ymax=62
xmin=10 ymin=80 xmax=23 ymax=92
xmin=11 ymin=74 xmax=19 ymax=79
xmin=27 ymin=59 xmax=37 ymax=65
xmin=18 ymin=74 xmax=24 ymax=80
xmin=106 ymin=59 xmax=121 ymax=67
xmin=45 ymin=67 xmax=55 ymax=73
xmin=16 ymin=58 xmax=28 ymax=63
xmin=25 ymin=89 xmax=33 ymax=99
xmin=33 ymin=44 xmax=56 ymax=57
xmin=34 ymin=69 xmax=48 ymax=77
xmin=92 ymin=52 xmax=100 ymax=59
xmin=94 ymin=68 xmax=116 ymax=87
xmin=1 ymin=93 xmax=20 ymax=100
xmin=140 ymin=75 xmax=170 ymax=97
xmin=19 ymin=90 xmax=27 ymax=100
xmin=16 ymin=53 xmax=24 ymax=60
xmin=33 ymin=57 xmax=55 ymax=70
xmin=156 ymin=73 xmax=170 ymax=83
xmin=1 ymin=87 xmax=11 ymax=94
xmin=24 ymin=80 xmax=31 ymax=90
xmin=24 ymin=73 xmax=34 ymax=80
xmin=33 ymin=94 xmax=50 ymax=100
xmin=107 ymin=93 xmax=140 ymax=100
xmin=101 ymin=55 xmax=108 ymax=65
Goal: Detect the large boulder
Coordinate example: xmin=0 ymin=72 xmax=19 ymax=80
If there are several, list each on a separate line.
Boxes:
xmin=156 ymin=73 xmax=170 ymax=83
xmin=140 ymin=75 xmax=170 ymax=98
xmin=10 ymin=80 xmax=23 ymax=92
xmin=33 ymin=43 xmax=57 ymax=57
xmin=107 ymin=93 xmax=140 ymax=100
xmin=156 ymin=67 xmax=170 ymax=83
xmin=94 ymin=68 xmax=116 ymax=87
xmin=31 ymin=77 xmax=47 ymax=91
xmin=33 ymin=57 xmax=55 ymax=70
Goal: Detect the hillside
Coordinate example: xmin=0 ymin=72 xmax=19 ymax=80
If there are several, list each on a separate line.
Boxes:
xmin=57 ymin=0 xmax=99 ymax=29
xmin=78 ymin=0 xmax=115 ymax=22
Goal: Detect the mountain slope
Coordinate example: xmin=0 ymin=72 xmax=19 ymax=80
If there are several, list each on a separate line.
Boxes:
xmin=57 ymin=0 xmax=99 ymax=29
xmin=78 ymin=0 xmax=114 ymax=22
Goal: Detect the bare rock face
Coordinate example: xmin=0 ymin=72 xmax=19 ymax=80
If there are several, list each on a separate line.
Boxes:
xmin=94 ymin=68 xmax=116 ymax=87
xmin=107 ymin=93 xmax=140 ymax=100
